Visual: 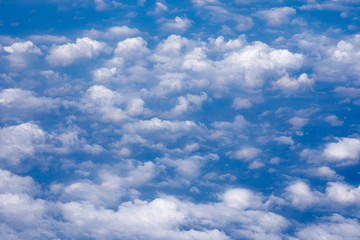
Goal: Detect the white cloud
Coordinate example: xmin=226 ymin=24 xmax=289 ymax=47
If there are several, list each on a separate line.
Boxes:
xmin=147 ymin=2 xmax=169 ymax=15
xmin=0 ymin=169 xmax=39 ymax=195
xmin=273 ymin=73 xmax=314 ymax=92
xmin=234 ymin=147 xmax=262 ymax=161
xmin=161 ymin=16 xmax=192 ymax=33
xmin=308 ymin=166 xmax=341 ymax=180
xmin=3 ymin=41 xmax=41 ymax=68
xmin=114 ymin=37 xmax=150 ymax=60
xmin=170 ymin=92 xmax=208 ymax=116
xmin=84 ymin=26 xmax=141 ymax=40
xmin=221 ymin=188 xmax=263 ymax=210
xmin=334 ymin=86 xmax=360 ymax=98
xmin=28 ymin=34 xmax=70 ymax=44
xmin=0 ymin=88 xmax=58 ymax=116
xmin=256 ymin=7 xmax=296 ymax=26
xmin=0 ymin=123 xmax=46 ymax=165
xmin=323 ymin=138 xmax=360 ymax=162
xmin=326 ymin=182 xmax=360 ymax=205
xmin=46 ymin=37 xmax=108 ymax=66
xmin=285 ymin=181 xmax=321 ymax=209
xmin=79 ymin=85 xmax=129 ymax=122
xmin=232 ymin=97 xmax=252 ymax=109
xmin=296 ymin=214 xmax=360 ymax=240
xmin=289 ymin=116 xmax=309 ymax=129
xmin=275 ymin=136 xmax=294 ymax=145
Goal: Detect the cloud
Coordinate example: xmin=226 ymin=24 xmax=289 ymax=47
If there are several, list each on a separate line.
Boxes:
xmin=161 ymin=16 xmax=192 ymax=33
xmin=323 ymin=138 xmax=360 ymax=163
xmin=289 ymin=116 xmax=309 ymax=129
xmin=323 ymin=115 xmax=343 ymax=126
xmin=0 ymin=123 xmax=46 ymax=165
xmin=83 ymin=26 xmax=141 ymax=40
xmin=296 ymin=214 xmax=360 ymax=240
xmin=275 ymin=136 xmax=294 ymax=145
xmin=170 ymin=92 xmax=208 ymax=116
xmin=221 ymin=188 xmax=263 ymax=210
xmin=234 ymin=147 xmax=262 ymax=161
xmin=285 ymin=181 xmax=321 ymax=209
xmin=0 ymin=88 xmax=59 ymax=117
xmin=79 ymin=85 xmax=129 ymax=122
xmin=326 ymin=182 xmax=360 ymax=205
xmin=273 ymin=73 xmax=314 ymax=92
xmin=255 ymin=7 xmax=296 ymax=26
xmin=46 ymin=37 xmax=109 ymax=66
xmin=3 ymin=41 xmax=41 ymax=68
xmin=114 ymin=37 xmax=150 ymax=60
xmin=232 ymin=97 xmax=252 ymax=109
xmin=28 ymin=34 xmax=70 ymax=44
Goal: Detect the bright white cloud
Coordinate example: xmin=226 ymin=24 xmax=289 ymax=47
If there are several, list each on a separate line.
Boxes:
xmin=46 ymin=37 xmax=108 ymax=66
xmin=273 ymin=73 xmax=314 ymax=92
xmin=285 ymin=181 xmax=321 ymax=209
xmin=256 ymin=7 xmax=296 ymax=26
xmin=234 ymin=147 xmax=262 ymax=161
xmin=170 ymin=92 xmax=208 ymax=116
xmin=114 ymin=37 xmax=150 ymax=60
xmin=323 ymin=138 xmax=360 ymax=162
xmin=161 ymin=16 xmax=192 ymax=33
xmin=3 ymin=41 xmax=41 ymax=68
xmin=84 ymin=26 xmax=141 ymax=39
xmin=0 ymin=123 xmax=46 ymax=165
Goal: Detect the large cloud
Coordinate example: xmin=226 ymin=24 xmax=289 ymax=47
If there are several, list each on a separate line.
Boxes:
xmin=46 ymin=37 xmax=109 ymax=66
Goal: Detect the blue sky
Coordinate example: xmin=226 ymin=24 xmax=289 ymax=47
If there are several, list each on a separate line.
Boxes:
xmin=1 ymin=0 xmax=360 ymax=239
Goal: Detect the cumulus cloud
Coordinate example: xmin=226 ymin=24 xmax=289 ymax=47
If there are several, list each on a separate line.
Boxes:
xmin=3 ymin=41 xmax=41 ymax=68
xmin=255 ymin=7 xmax=296 ymax=26
xmin=0 ymin=88 xmax=59 ymax=117
xmin=0 ymin=123 xmax=46 ymax=165
xmin=170 ymin=92 xmax=208 ymax=116
xmin=114 ymin=37 xmax=150 ymax=60
xmin=285 ymin=181 xmax=321 ymax=209
xmin=161 ymin=16 xmax=192 ymax=33
xmin=273 ymin=73 xmax=314 ymax=92
xmin=46 ymin=37 xmax=108 ymax=66
xmin=323 ymin=115 xmax=343 ymax=126
xmin=289 ymin=116 xmax=309 ymax=129
xmin=234 ymin=147 xmax=262 ymax=161
xmin=323 ymin=138 xmax=360 ymax=163
xmin=79 ymin=85 xmax=142 ymax=122
xmin=232 ymin=97 xmax=252 ymax=109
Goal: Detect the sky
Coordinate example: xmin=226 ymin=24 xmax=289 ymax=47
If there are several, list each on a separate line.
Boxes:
xmin=1 ymin=0 xmax=360 ymax=239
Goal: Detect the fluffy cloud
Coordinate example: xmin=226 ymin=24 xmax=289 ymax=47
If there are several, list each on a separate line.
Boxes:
xmin=255 ymin=7 xmax=296 ymax=26
xmin=234 ymin=147 xmax=262 ymax=161
xmin=170 ymin=92 xmax=208 ymax=116
xmin=323 ymin=138 xmax=360 ymax=163
xmin=3 ymin=41 xmax=41 ymax=68
xmin=46 ymin=37 xmax=108 ymax=66
xmin=0 ymin=88 xmax=58 ymax=117
xmin=161 ymin=17 xmax=192 ymax=33
xmin=296 ymin=214 xmax=360 ymax=240
xmin=285 ymin=181 xmax=321 ymax=208
xmin=0 ymin=123 xmax=46 ymax=165
xmin=232 ymin=97 xmax=252 ymax=109
xmin=79 ymin=85 xmax=144 ymax=122
xmin=273 ymin=73 xmax=314 ymax=92
xmin=114 ymin=37 xmax=150 ymax=60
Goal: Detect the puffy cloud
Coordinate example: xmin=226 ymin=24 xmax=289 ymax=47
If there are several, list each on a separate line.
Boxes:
xmin=323 ymin=138 xmax=360 ymax=163
xmin=273 ymin=73 xmax=314 ymax=92
xmin=232 ymin=97 xmax=252 ymax=109
xmin=170 ymin=92 xmax=208 ymax=116
xmin=285 ymin=181 xmax=321 ymax=209
xmin=255 ymin=7 xmax=296 ymax=26
xmin=3 ymin=41 xmax=41 ymax=68
xmin=296 ymin=214 xmax=360 ymax=240
xmin=0 ymin=123 xmax=46 ymax=165
xmin=0 ymin=169 xmax=39 ymax=195
xmin=289 ymin=116 xmax=309 ymax=129
xmin=46 ymin=37 xmax=108 ymax=66
xmin=52 ymin=161 xmax=155 ymax=207
xmin=221 ymin=188 xmax=263 ymax=210
xmin=214 ymin=42 xmax=303 ymax=89
xmin=326 ymin=182 xmax=360 ymax=205
xmin=234 ymin=147 xmax=262 ymax=161
xmin=334 ymin=86 xmax=360 ymax=98
xmin=161 ymin=16 xmax=192 ymax=33
xmin=114 ymin=37 xmax=150 ymax=60
xmin=79 ymin=85 xmax=144 ymax=122
xmin=0 ymin=88 xmax=59 ymax=117
xmin=307 ymin=166 xmax=342 ymax=180
xmin=147 ymin=2 xmax=169 ymax=15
